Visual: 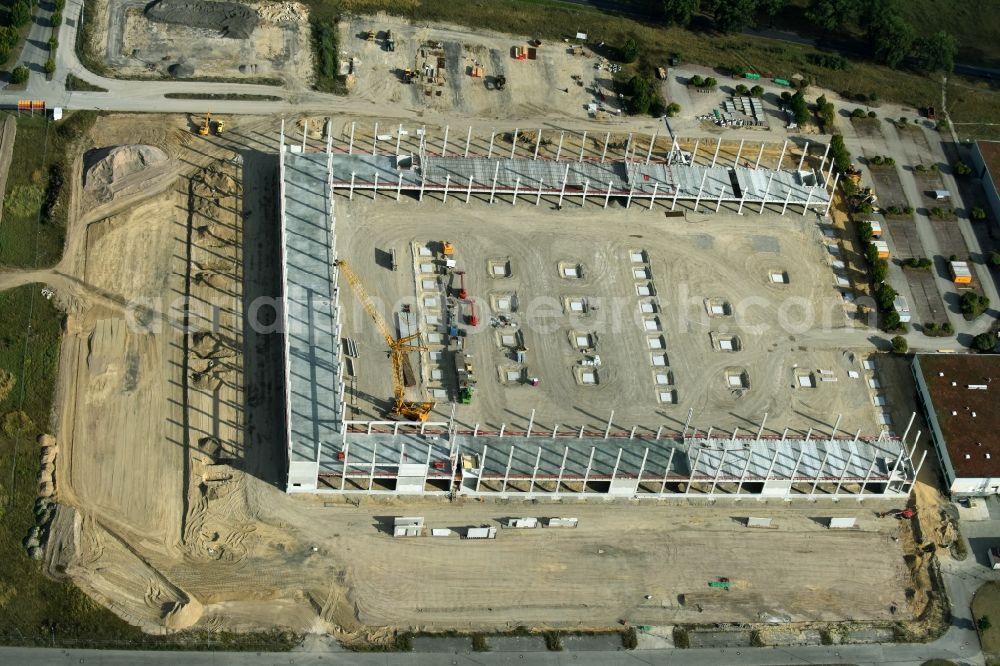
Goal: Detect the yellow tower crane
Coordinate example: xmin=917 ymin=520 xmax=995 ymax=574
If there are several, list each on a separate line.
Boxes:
xmin=334 ymin=259 xmax=435 ymax=422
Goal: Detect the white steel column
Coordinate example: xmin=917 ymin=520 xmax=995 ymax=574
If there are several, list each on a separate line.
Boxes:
xmin=489 ymin=161 xmax=500 ymax=204
xmin=776 ymin=139 xmax=787 ymax=170
xmin=781 ymin=187 xmax=792 ymax=215
xmin=835 ymin=452 xmax=854 ymax=497
xmin=797 ymin=141 xmax=809 ymax=171
xmin=810 ymin=449 xmax=830 ymax=498
xmin=710 ymin=448 xmax=727 ymax=495
xmin=556 ymin=132 xmax=564 ymax=161
xmin=737 ymin=185 xmax=747 ymax=215
xmin=825 ymin=173 xmax=840 ymax=216
xmin=710 ymin=139 xmax=721 ymax=168
xmin=604 ymin=410 xmax=614 ymax=439
xmin=302 ymin=120 xmax=307 ymax=152
xmin=348 ymin=122 xmax=355 ymax=154
xmin=397 ymin=173 xmax=402 ymax=201
xmin=660 ymin=448 xmax=676 ymax=496
xmin=736 ymin=449 xmax=754 ymax=495
xmin=526 ymin=408 xmax=535 ymax=437
xmin=556 ymin=446 xmax=569 ymax=494
xmin=624 ymin=133 xmax=633 ymax=162
xmin=372 ymin=122 xmax=378 ymax=155
xmin=859 ymin=455 xmax=878 ymax=498
xmin=529 ymin=447 xmax=541 ymax=494
xmin=534 ymin=129 xmax=542 ymax=160
xmin=605 ymin=181 xmax=613 ymax=209
xmin=578 ymin=131 xmax=588 ymax=162
xmin=672 ymin=181 xmax=681 ymax=211
xmin=649 ymin=182 xmax=658 ymax=210
xmin=716 ymin=185 xmax=725 ymax=213
xmin=818 ymin=142 xmax=830 ymax=175
xmin=341 ymin=443 xmax=349 ymax=490
xmin=488 ymin=129 xmax=495 ymax=158
xmin=645 ymin=130 xmax=657 ymax=165
xmin=690 ymin=139 xmax=700 ymax=165
xmin=476 ymin=444 xmax=488 ymax=492
xmin=583 ymin=447 xmax=596 ymax=491
xmin=442 ymin=174 xmax=450 ymax=203
xmin=395 ymin=124 xmax=402 ymax=155
xmin=610 ymin=449 xmax=623 ymax=489
xmin=512 ymin=176 xmax=520 ymax=206
xmin=601 ymin=132 xmax=610 ymax=163
xmin=558 ymin=163 xmax=570 ymax=207
xmin=693 ymin=171 xmax=708 ymax=212
xmin=536 ymin=178 xmax=544 ymax=206
xmin=511 ymin=128 xmax=518 ymax=159
xmin=733 ymin=138 xmax=744 ymax=167
xmin=754 ymin=142 xmax=765 ymax=169
xmin=372 ymin=172 xmax=378 ymax=200
xmin=368 ymin=443 xmax=377 ymax=491
xmin=637 ymin=448 xmax=649 ymax=490
xmin=626 ymin=182 xmax=635 ymax=209
xmin=759 ymin=171 xmax=774 ymax=214
xmin=465 ymin=125 xmax=472 ymax=158
xmin=502 ymin=447 xmax=513 ymax=493
xmin=802 ymin=186 xmax=814 ymax=216
xmin=581 ymin=180 xmax=589 ymax=207
xmin=349 ymin=172 xmax=355 ymax=200
xmin=442 ymin=125 xmax=449 ymax=157
xmin=466 ymin=176 xmax=474 ymax=204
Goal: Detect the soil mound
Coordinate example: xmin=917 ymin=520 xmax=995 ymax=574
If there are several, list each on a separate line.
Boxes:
xmin=145 ymin=0 xmax=258 ymax=39
xmin=84 ymin=145 xmax=171 ymax=204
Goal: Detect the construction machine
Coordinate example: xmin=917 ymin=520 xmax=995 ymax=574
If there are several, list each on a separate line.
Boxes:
xmin=334 ymin=259 xmax=435 ymax=422
xmin=385 ymin=29 xmax=395 ymax=51
xmin=366 ymin=29 xmax=375 ymax=42
xmin=198 ymin=112 xmax=211 ymax=136
xmin=215 ymin=118 xmax=226 ymax=134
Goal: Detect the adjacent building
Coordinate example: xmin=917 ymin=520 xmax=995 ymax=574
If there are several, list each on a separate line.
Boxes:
xmin=913 ymin=354 xmax=1000 ymax=496
xmin=969 ymin=140 xmax=1000 ymax=228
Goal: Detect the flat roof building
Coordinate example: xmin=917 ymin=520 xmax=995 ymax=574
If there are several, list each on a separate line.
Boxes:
xmin=912 ymin=353 xmax=1000 ymax=496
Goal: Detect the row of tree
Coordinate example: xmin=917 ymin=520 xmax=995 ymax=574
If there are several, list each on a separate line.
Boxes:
xmin=658 ymin=0 xmax=956 ymax=72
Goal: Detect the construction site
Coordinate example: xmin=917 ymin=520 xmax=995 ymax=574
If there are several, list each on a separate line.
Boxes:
xmin=17 ymin=108 xmax=952 ymax=643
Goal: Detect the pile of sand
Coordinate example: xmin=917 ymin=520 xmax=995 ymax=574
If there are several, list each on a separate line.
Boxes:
xmin=84 ymin=145 xmax=172 ymax=204
xmin=146 ymin=0 xmax=258 ymax=39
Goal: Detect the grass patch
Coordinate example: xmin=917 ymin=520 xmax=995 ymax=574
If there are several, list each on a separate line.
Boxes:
xmin=65 ymin=74 xmax=107 ymax=92
xmin=162 ymin=93 xmax=282 ymax=101
xmin=974 ymin=582 xmax=1000 ymax=658
xmin=0 ymin=111 xmax=101 ymax=268
xmin=310 ymin=17 xmax=345 ymax=93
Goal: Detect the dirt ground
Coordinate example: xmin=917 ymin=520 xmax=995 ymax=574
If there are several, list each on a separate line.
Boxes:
xmin=335 ymin=196 xmax=878 ymax=436
xmin=17 ymin=112 xmax=927 ymax=638
xmin=93 ymin=0 xmax=312 ymax=83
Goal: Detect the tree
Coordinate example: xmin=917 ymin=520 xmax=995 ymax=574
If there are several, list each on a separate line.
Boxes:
xmin=10 ymin=66 xmax=29 ymax=85
xmin=891 ymin=335 xmax=908 ymax=353
xmin=661 ymin=0 xmax=699 ymax=26
xmin=883 ymin=310 xmax=901 ymax=330
xmin=873 ymin=259 xmax=888 ymax=283
xmin=990 ymin=251 xmax=1000 ymax=267
xmin=807 ymin=0 xmax=863 ymax=33
xmin=621 ymin=38 xmax=639 ymax=63
xmin=665 ymin=102 xmax=681 ymax=117
xmin=757 ymin=0 xmax=787 ymax=24
xmin=10 ymin=0 xmax=31 ymax=27
xmin=50 ymin=11 xmax=61 ymax=27
xmin=915 ymin=31 xmax=956 ymax=73
xmin=790 ymin=90 xmax=810 ymax=126
xmin=980 ymin=615 xmax=995 ymax=631
xmin=876 ymin=283 xmax=898 ymax=311
xmin=955 ymin=161 xmax=972 ymax=176
xmin=750 ymin=84 xmax=764 ymax=97
xmin=851 ymin=107 xmax=866 ymax=118
xmin=689 ymin=74 xmax=704 ymax=88
xmin=971 ymin=207 xmax=987 ymax=221
xmin=871 ymin=13 xmax=914 ymax=68
xmin=736 ymin=83 xmax=749 ymax=95
xmin=830 ymin=134 xmax=852 ymax=174
xmin=43 ymin=58 xmax=54 ymax=75
xmin=704 ymin=77 xmax=718 ymax=88
xmin=974 ymin=334 xmax=996 ymax=353
xmin=707 ymin=0 xmax=758 ymax=33
xmin=961 ymin=292 xmax=990 ymax=319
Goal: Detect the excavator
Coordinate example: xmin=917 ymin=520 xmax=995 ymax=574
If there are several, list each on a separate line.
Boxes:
xmin=335 ymin=259 xmax=435 ymax=422
xmin=198 ymin=112 xmax=211 ymax=136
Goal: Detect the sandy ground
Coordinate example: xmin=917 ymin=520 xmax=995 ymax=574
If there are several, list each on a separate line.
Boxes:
xmin=335 ymin=196 xmax=878 ymax=436
xmin=96 ymin=0 xmax=312 ymax=84
xmin=5 ymin=113 xmax=924 ymax=638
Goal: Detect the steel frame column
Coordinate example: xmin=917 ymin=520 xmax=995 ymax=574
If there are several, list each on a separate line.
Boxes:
xmin=645 ymin=130 xmax=657 ymax=165
xmin=649 ymin=182 xmax=658 ymax=210
xmin=759 ymin=171 xmax=774 ymax=214
xmin=556 ymin=132 xmax=564 ymax=161
xmin=558 ymin=164 xmax=570 ymax=207
xmin=693 ymin=171 xmax=708 ymax=212
xmin=502 ymin=446 xmax=513 ymax=494
xmin=710 ymin=139 xmax=721 ymax=168
xmin=733 ymin=138 xmax=744 ymax=167
xmin=536 ymin=178 xmax=544 ymax=206
xmin=442 ymin=174 xmax=450 ymax=203
xmin=489 ymin=161 xmax=501 ymax=204
xmin=605 ymin=181 xmax=613 ymax=209
xmin=466 ymin=176 xmax=474 ymax=204
xmin=754 ymin=142 xmax=765 ymax=169
xmin=487 ymin=129 xmax=495 ymax=159
xmin=465 ymin=125 xmax=472 ymax=158
xmin=797 ymin=141 xmax=810 ymax=171
xmin=578 ymin=131 xmax=588 ymax=162
xmin=476 ymin=444 xmax=488 ymax=492
xmin=511 ymin=128 xmax=518 ymax=159
xmin=372 ymin=122 xmax=379 ymax=156
xmin=601 ymin=132 xmax=610 ymax=163
xmin=534 ymin=129 xmax=542 ymax=160
xmin=442 ymin=125 xmax=449 ymax=157
xmin=776 ymin=139 xmax=787 ymax=170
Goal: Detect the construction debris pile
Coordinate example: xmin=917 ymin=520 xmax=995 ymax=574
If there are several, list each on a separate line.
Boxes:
xmin=145 ymin=0 xmax=258 ymax=39
xmin=84 ymin=145 xmax=172 ymax=204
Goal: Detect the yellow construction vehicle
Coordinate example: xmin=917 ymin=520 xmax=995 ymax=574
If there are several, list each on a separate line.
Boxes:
xmin=334 ymin=259 xmax=435 ymax=421
xmin=215 ymin=118 xmax=226 ymax=134
xmin=198 ymin=112 xmax=211 ymax=136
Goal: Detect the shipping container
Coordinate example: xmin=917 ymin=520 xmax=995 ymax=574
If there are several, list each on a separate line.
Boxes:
xmin=873 ymin=240 xmax=890 ymax=259
xmin=869 ymin=220 xmax=882 ymax=238
xmin=950 ymin=260 xmax=973 ymax=285
xmin=893 ymin=296 xmax=911 ymax=323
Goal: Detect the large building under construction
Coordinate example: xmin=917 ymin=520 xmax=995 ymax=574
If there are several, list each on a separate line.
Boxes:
xmin=278 ymin=121 xmax=915 ymax=499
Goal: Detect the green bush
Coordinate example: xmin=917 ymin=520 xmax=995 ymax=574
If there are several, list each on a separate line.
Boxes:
xmin=665 ymin=102 xmax=681 ymax=117
xmin=672 ymin=627 xmax=690 ymax=649
xmin=43 ymin=58 xmax=55 ymax=75
xmin=884 ymin=310 xmax=901 ymax=330
xmin=688 ymin=74 xmax=704 ymax=87
xmin=621 ymin=38 xmax=639 ymax=63
xmin=955 ymin=161 xmax=972 ymax=176
xmin=750 ymin=84 xmax=763 ymax=97
xmin=873 ymin=259 xmax=888 ymax=282
xmin=704 ymin=77 xmax=717 ymax=88
xmin=871 ymin=155 xmax=884 ymax=165
xmin=974 ymin=333 xmax=996 ymax=352
xmin=395 ymin=633 xmax=413 ymax=652
xmin=622 ymin=627 xmax=638 ymax=650
xmin=851 ymin=107 xmax=866 ymax=118
xmin=971 ymin=207 xmax=987 ymax=221
xmin=990 ymin=251 xmax=1000 ymax=267
xmin=735 ymin=83 xmax=749 ymax=95
xmin=50 ymin=10 xmax=61 ymax=27
xmin=471 ymin=634 xmax=489 ymax=652
xmin=11 ymin=0 xmax=31 ymax=28
xmin=10 ymin=65 xmax=29 ymax=85
xmin=891 ymin=335 xmax=908 ymax=353
xmin=544 ymin=632 xmax=563 ymax=651
xmin=961 ymin=292 xmax=990 ymax=320
xmin=48 ymin=37 xmax=57 ymax=50
xmin=54 ymin=0 xmax=64 ymax=9
xmin=877 ymin=283 xmax=898 ymax=311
